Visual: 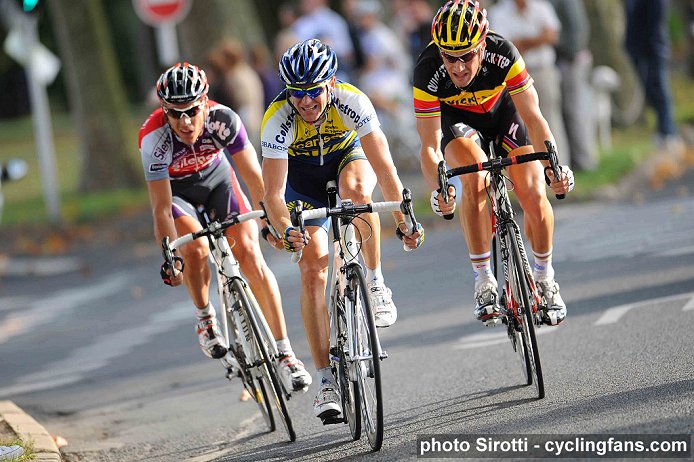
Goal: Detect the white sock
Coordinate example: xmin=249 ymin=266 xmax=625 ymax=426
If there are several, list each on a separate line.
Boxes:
xmin=316 ymin=367 xmax=334 ymax=387
xmin=365 ymin=265 xmax=384 ymax=284
xmin=195 ymin=302 xmax=215 ymax=319
xmin=470 ymin=251 xmax=493 ymax=289
xmin=532 ymin=247 xmax=555 ymax=281
xmin=276 ymin=338 xmax=292 ymax=356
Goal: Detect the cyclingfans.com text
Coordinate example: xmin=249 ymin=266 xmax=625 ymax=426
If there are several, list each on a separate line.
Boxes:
xmin=416 ymin=434 xmax=691 ymax=458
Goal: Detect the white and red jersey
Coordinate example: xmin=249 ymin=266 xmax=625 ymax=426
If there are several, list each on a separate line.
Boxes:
xmin=138 ymin=101 xmax=249 ymax=181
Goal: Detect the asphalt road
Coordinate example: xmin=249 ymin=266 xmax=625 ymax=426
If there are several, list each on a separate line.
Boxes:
xmin=1 ymin=179 xmax=693 ymax=461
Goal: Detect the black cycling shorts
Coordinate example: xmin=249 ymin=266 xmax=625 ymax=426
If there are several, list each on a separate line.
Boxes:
xmin=441 ymin=92 xmax=531 ymax=158
xmin=286 ymin=142 xmax=367 ymax=232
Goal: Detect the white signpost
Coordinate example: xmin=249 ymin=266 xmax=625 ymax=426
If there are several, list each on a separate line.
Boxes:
xmin=132 ymin=0 xmax=191 ymax=67
xmin=1 ymin=0 xmax=62 ymax=222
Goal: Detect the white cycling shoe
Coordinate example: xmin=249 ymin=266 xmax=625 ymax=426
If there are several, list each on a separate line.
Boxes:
xmin=367 ymin=281 xmax=397 ymax=328
xmin=313 ymin=379 xmax=342 ymax=423
xmin=537 ymin=279 xmax=567 ymax=325
xmin=277 ymin=353 xmax=312 ymax=393
xmin=196 ymin=316 xmax=228 ymax=359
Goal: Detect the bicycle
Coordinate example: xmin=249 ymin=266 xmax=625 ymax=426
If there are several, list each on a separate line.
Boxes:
xmin=162 ymin=209 xmax=296 ymax=441
xmin=438 ymin=140 xmax=565 ymax=400
xmin=288 ymin=183 xmax=419 ymax=451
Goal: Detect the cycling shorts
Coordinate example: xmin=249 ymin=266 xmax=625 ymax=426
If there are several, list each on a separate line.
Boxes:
xmin=286 ymin=143 xmax=367 ymax=232
xmin=441 ymin=93 xmax=531 ymax=158
xmin=171 ymin=156 xmax=250 ymax=224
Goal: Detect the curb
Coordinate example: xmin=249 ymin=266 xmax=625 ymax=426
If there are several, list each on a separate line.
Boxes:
xmin=0 ymin=401 xmax=61 ymax=462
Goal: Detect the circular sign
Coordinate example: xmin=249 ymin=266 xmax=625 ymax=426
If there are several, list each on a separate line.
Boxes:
xmin=133 ymin=0 xmax=191 ymax=26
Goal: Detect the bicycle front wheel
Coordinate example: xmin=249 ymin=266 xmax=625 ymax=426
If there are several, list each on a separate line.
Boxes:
xmin=347 ymin=264 xmax=383 ymax=451
xmin=507 ymin=225 xmax=545 ymax=399
xmin=231 ymin=279 xmax=297 ymax=441
xmin=222 ymin=281 xmax=275 ymax=432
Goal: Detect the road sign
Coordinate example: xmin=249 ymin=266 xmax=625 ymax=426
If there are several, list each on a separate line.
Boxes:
xmin=132 ymin=0 xmax=191 ymax=26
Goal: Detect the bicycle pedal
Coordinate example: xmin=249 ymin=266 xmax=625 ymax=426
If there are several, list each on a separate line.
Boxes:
xmin=319 ymin=411 xmax=344 ymax=425
xmin=380 ymin=350 xmax=388 ymax=360
xmin=483 ymin=317 xmax=503 ymax=327
xmin=225 ymin=367 xmax=242 ymax=381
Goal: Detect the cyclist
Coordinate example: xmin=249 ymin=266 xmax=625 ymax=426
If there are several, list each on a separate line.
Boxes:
xmin=414 ymin=0 xmax=574 ymax=326
xmin=261 ymin=40 xmax=423 ymax=422
xmin=139 ymin=62 xmax=312 ymax=393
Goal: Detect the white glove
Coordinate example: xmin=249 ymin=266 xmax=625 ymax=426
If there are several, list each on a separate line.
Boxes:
xmin=430 ymin=189 xmax=444 ymax=217
xmin=562 ymin=165 xmax=575 ymax=193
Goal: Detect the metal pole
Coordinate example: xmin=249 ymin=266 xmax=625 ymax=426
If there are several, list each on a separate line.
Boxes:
xmin=155 ymin=22 xmax=179 ymax=67
xmin=22 ymin=15 xmax=62 ymax=222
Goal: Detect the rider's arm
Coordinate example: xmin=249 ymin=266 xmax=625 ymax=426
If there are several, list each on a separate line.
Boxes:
xmin=232 ymin=144 xmax=265 ymax=210
xmin=147 ymin=179 xmax=177 ymax=244
xmin=359 ymin=127 xmax=406 ymax=224
xmin=416 ymin=116 xmax=444 ymax=191
xmin=261 ymin=157 xmax=292 ymax=234
xmin=511 ymin=85 xmax=555 ymax=169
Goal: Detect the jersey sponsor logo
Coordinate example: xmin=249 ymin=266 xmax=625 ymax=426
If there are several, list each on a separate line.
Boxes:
xmin=149 ymin=162 xmax=168 ymax=173
xmin=207 ymin=120 xmax=231 ymax=140
xmin=427 ymin=66 xmax=446 ymax=93
xmin=152 ymin=136 xmax=171 ymax=161
xmin=336 ymin=101 xmax=367 ymax=126
xmin=485 ymin=52 xmax=511 ymax=69
xmin=275 ymin=111 xmax=294 ymax=144
xmin=170 ymin=152 xmax=219 ymax=172
xmin=508 ymin=122 xmax=519 ymax=140
xmin=262 ymin=140 xmax=287 ymax=151
xmin=355 ymin=114 xmax=372 ymax=130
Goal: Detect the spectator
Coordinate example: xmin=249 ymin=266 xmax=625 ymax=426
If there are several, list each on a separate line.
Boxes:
xmin=625 ymin=0 xmax=681 ymax=150
xmin=353 ymin=0 xmax=418 ymax=163
xmin=210 ymin=39 xmax=265 ymax=147
xmin=292 ymin=0 xmax=355 ymax=79
xmin=250 ymin=45 xmax=284 ymax=110
xmin=488 ymin=0 xmax=571 ymax=165
xmin=404 ymin=0 xmax=435 ymax=63
xmin=548 ymin=0 xmax=598 ymax=171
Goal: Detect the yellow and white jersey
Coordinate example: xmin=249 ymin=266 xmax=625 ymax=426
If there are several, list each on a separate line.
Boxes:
xmin=260 ymin=81 xmax=380 ymax=165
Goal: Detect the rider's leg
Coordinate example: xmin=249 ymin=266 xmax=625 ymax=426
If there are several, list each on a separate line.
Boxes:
xmin=444 ymin=137 xmax=501 ymax=323
xmin=297 ymin=226 xmax=342 ymax=418
xmin=227 ymin=218 xmax=312 ymax=391
xmin=338 ymin=159 xmax=379 ymax=269
xmin=174 ymin=215 xmax=227 ymax=358
xmin=339 ymin=159 xmax=399 ymax=327
xmin=226 ymin=218 xmax=286 ymax=339
xmin=507 ymin=146 xmax=566 ymax=324
xmin=174 ymin=215 xmax=211 ymax=308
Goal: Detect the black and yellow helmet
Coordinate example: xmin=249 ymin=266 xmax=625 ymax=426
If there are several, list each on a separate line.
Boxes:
xmin=431 ymin=0 xmax=489 ymax=53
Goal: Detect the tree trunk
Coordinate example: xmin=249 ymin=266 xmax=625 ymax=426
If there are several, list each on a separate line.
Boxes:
xmin=48 ymin=0 xmax=141 ymax=192
xmin=178 ymin=0 xmax=266 ymax=65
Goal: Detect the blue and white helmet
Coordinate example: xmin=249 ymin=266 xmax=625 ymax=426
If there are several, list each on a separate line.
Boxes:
xmin=278 ymin=39 xmax=338 ymax=86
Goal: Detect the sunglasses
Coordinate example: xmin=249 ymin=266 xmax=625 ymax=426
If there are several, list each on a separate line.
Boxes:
xmin=440 ymin=47 xmax=481 ymax=64
xmin=163 ymin=101 xmax=204 ymax=119
xmin=286 ymin=84 xmax=325 ymax=99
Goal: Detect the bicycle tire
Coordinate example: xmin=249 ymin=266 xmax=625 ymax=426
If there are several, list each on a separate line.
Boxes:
xmin=507 ymin=225 xmax=545 ymax=399
xmin=222 ymin=281 xmax=275 ymax=432
xmin=332 ymin=289 xmax=361 ymax=440
xmin=232 ymin=279 xmax=297 ymax=441
xmin=503 ymin=241 xmax=532 ymax=386
xmin=348 ymin=264 xmax=383 ymax=451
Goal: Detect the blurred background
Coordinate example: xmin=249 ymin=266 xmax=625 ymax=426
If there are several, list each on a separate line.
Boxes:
xmin=0 ymin=0 xmax=692 ymax=242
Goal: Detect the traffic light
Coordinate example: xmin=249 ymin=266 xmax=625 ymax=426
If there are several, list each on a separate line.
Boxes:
xmin=23 ymin=0 xmax=40 ymax=12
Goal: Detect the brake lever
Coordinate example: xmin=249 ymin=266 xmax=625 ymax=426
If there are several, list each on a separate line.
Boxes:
xmin=544 ymin=140 xmax=565 ymax=200
xmin=437 ymin=160 xmax=455 ymax=220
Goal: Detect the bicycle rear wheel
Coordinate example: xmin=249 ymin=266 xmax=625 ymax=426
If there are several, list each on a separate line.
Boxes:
xmin=348 ymin=264 xmax=383 ymax=451
xmin=507 ymin=225 xmax=545 ymax=399
xmin=231 ymin=279 xmax=297 ymax=441
xmin=221 ymin=282 xmax=275 ymax=432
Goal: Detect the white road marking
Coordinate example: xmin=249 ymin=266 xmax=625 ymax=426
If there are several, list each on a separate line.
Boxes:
xmin=683 ymin=295 xmax=694 ymax=312
xmin=0 ymin=273 xmax=130 ymax=344
xmin=0 ymin=256 xmax=83 ymax=276
xmin=454 ymin=324 xmax=556 ymax=350
xmin=0 ymin=301 xmax=191 ymax=397
xmin=594 ymin=291 xmax=694 ymax=325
